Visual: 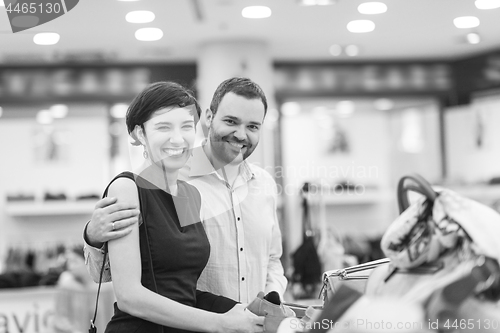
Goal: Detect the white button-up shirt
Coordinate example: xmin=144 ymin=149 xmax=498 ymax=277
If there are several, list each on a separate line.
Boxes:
xmin=185 ymin=145 xmax=287 ymax=303
xmin=84 ymin=144 xmax=287 ymax=303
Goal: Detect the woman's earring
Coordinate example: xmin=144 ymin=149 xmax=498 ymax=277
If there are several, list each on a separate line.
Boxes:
xmin=143 ymin=149 xmax=149 ymax=159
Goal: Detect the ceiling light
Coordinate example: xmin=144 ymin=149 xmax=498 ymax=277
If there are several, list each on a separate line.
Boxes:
xmin=358 ymin=2 xmax=387 ymax=14
xmin=475 ymin=0 xmax=500 ymax=9
xmin=347 ymin=20 xmax=375 ymax=33
xmin=374 ymin=98 xmax=394 ymax=110
xmin=33 ymin=33 xmax=60 ymax=45
xmin=241 ymin=6 xmax=271 ymax=18
xmin=50 ymin=104 xmax=69 ymax=118
xmin=453 ymin=16 xmax=480 ymax=29
xmin=135 ymin=28 xmax=163 ymax=41
xmin=466 ymin=32 xmax=481 ymax=44
xmin=126 ymin=11 xmax=155 ymax=23
xmin=345 ymin=44 xmax=360 ymax=56
xmin=37 ymin=110 xmax=53 ymax=124
xmin=110 ymin=104 xmax=129 ymax=118
xmin=329 ymin=44 xmax=342 ymax=56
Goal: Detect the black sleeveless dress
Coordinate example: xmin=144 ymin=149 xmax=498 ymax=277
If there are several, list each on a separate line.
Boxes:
xmin=103 ymin=172 xmax=235 ymax=333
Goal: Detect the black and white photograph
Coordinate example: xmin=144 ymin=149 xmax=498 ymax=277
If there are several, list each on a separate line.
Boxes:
xmin=1 ymin=1 xmax=500 ymax=332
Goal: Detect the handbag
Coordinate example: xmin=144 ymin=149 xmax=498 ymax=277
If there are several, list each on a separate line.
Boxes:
xmin=291 ymin=183 xmax=322 ymax=299
xmin=320 ymin=173 xmax=437 ymax=302
xmin=322 ymin=174 xmax=500 ymax=313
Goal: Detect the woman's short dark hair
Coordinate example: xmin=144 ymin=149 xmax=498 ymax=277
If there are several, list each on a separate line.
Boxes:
xmin=126 ymin=81 xmax=201 ymax=146
xmin=209 ymin=77 xmax=268 ymax=117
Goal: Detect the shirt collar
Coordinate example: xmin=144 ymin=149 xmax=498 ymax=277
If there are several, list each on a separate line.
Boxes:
xmin=189 ymin=143 xmax=217 ymax=178
xmin=239 ymin=159 xmax=254 ymax=182
xmin=188 ymin=140 xmax=255 ymax=182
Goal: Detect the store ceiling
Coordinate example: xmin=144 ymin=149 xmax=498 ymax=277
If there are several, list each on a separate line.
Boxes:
xmin=0 ymin=0 xmax=500 ymax=64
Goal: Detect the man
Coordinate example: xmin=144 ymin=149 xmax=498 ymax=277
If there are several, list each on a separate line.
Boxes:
xmin=84 ymin=77 xmax=287 ymax=303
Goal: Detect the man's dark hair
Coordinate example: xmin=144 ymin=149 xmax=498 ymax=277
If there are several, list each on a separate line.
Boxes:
xmin=126 ymin=81 xmax=201 ymax=146
xmin=209 ymin=77 xmax=268 ymax=116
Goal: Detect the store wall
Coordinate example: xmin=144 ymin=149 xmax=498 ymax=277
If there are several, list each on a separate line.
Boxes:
xmin=281 ymin=99 xmax=391 ymax=189
xmin=387 ymin=102 xmax=442 ymax=186
xmin=281 ymin=98 xmax=442 ymax=258
xmin=0 ymin=104 xmax=110 ymax=270
xmin=445 ymin=95 xmax=500 ymax=184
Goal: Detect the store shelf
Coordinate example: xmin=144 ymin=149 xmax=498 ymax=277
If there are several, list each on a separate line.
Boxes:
xmin=307 ymin=190 xmax=392 ymax=206
xmin=5 ymin=201 xmax=96 ymax=216
xmin=445 ymin=185 xmax=500 ymax=204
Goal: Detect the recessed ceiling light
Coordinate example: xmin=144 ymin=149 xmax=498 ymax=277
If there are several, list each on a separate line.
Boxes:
xmin=241 ymin=6 xmax=271 ymax=19
xmin=33 ymin=33 xmax=60 ymax=45
xmin=345 ymin=44 xmax=360 ymax=56
xmin=453 ymin=16 xmax=480 ymax=29
xmin=475 ymin=0 xmax=500 ymax=9
xmin=347 ymin=20 xmax=375 ymax=33
xmin=329 ymin=44 xmax=342 ymax=56
xmin=358 ymin=2 xmax=387 ymax=14
xmin=466 ymin=32 xmax=481 ymax=44
xmin=37 ymin=110 xmax=53 ymax=124
xmin=110 ymin=104 xmax=129 ymax=118
xmin=126 ymin=11 xmax=155 ymax=23
xmin=374 ymin=98 xmax=394 ymax=110
xmin=50 ymin=104 xmax=69 ymax=118
xmin=135 ymin=28 xmax=163 ymax=41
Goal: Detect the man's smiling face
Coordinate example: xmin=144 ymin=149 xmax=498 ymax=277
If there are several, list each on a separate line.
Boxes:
xmin=206 ymin=92 xmax=265 ymax=166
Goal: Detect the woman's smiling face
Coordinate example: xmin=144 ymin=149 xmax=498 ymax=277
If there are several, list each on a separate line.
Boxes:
xmin=142 ymin=106 xmax=196 ymax=172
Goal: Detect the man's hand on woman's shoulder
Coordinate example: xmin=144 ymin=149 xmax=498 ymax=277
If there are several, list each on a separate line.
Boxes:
xmin=84 ymin=196 xmax=140 ymax=248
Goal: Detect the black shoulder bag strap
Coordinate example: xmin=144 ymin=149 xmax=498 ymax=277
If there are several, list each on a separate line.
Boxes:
xmin=142 ymin=210 xmax=163 ymax=333
xmin=88 ymin=172 xmax=163 ymax=333
xmin=89 ymin=172 xmax=131 ymax=333
xmin=89 ymin=246 xmax=107 ymax=333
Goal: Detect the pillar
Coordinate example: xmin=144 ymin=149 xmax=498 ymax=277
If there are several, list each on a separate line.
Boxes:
xmin=196 ymin=40 xmax=277 ymax=169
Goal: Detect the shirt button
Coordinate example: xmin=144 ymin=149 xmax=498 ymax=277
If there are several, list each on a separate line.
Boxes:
xmin=242 ymin=277 xmax=245 ymax=281
xmin=240 ymin=247 xmax=243 ymax=251
xmin=237 ymin=217 xmax=241 ymax=221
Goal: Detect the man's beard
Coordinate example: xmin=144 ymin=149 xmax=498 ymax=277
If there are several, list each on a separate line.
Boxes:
xmin=209 ymin=126 xmax=255 ymax=165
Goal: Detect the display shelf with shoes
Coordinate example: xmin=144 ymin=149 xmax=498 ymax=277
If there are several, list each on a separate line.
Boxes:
xmin=302 ymin=182 xmax=392 ymax=206
xmin=445 ymin=184 xmax=500 ymax=207
xmin=5 ymin=201 xmax=96 ymax=217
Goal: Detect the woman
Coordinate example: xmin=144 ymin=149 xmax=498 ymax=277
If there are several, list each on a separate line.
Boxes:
xmin=103 ymin=82 xmax=263 ymax=333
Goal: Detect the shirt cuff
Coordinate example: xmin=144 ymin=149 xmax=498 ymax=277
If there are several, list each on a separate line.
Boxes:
xmin=83 ymin=221 xmax=106 ymax=252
